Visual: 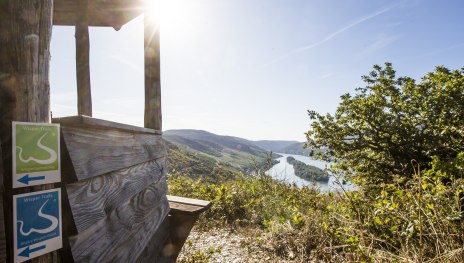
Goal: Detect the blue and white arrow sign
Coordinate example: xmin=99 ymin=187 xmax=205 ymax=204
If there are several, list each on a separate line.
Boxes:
xmin=13 ymin=189 xmax=62 ymax=263
xmin=17 ymin=174 xmax=46 ymax=185
xmin=18 ymin=245 xmax=46 ymax=258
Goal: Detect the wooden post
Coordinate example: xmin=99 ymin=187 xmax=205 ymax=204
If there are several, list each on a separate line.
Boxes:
xmin=0 ymin=145 xmax=6 ymax=262
xmin=0 ymin=0 xmax=56 ymax=262
xmin=75 ymin=0 xmax=92 ymax=117
xmin=144 ymin=11 xmax=162 ymax=131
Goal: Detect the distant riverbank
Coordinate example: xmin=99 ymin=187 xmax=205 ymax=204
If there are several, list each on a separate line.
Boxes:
xmin=267 ymin=153 xmax=355 ymax=192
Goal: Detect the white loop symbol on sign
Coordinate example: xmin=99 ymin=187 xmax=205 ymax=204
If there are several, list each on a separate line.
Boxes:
xmin=17 ymin=199 xmax=58 ymax=236
xmin=16 ymin=132 xmax=57 ymax=165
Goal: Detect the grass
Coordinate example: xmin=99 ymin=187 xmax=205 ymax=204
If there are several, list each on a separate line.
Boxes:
xmin=168 ymin=168 xmax=464 ymax=262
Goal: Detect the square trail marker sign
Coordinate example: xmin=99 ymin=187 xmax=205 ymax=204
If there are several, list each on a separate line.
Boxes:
xmin=13 ymin=122 xmax=61 ymax=188
xmin=13 ymin=189 xmax=62 ymax=263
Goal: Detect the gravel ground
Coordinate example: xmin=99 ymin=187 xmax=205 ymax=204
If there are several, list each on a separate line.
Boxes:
xmin=177 ymin=227 xmax=279 ymax=263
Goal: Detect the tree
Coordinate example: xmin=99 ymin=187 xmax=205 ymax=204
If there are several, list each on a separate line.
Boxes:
xmin=305 ymin=63 xmax=464 ymax=188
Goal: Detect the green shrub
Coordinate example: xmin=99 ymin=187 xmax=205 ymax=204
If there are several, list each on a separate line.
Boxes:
xmin=169 ymin=166 xmax=464 ymax=262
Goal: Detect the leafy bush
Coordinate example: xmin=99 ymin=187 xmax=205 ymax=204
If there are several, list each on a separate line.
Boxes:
xmin=168 ymin=170 xmax=320 ymax=229
xmin=169 ymin=165 xmax=464 ymax=262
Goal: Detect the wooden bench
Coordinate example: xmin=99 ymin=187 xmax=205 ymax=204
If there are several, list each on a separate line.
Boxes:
xmin=162 ymin=196 xmax=212 ymax=261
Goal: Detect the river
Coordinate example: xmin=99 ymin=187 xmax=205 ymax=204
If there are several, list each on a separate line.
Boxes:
xmin=267 ymin=153 xmax=355 ymax=192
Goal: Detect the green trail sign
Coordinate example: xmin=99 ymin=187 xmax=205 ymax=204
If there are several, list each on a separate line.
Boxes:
xmin=13 ymin=122 xmax=61 ymax=188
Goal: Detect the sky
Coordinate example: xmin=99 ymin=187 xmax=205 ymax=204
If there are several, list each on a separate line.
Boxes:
xmin=50 ymin=0 xmax=464 ymax=141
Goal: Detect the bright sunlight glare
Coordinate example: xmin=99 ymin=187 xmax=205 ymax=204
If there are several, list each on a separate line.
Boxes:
xmin=144 ymin=0 xmax=197 ymax=35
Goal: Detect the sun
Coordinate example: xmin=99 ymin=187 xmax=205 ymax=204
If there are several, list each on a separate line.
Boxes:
xmin=143 ymin=0 xmax=196 ymax=34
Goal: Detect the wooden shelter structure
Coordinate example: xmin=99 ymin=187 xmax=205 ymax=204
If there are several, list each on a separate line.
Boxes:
xmin=0 ymin=0 xmax=210 ymax=262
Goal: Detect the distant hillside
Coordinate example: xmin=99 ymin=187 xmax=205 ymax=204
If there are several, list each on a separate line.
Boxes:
xmin=164 ymin=129 xmax=276 ymax=172
xmin=249 ymin=140 xmax=310 ymax=156
xmin=164 ymin=140 xmax=239 ymax=183
xmin=278 ymin=142 xmax=309 ymax=155
xmin=252 ymin=140 xmax=300 ymax=153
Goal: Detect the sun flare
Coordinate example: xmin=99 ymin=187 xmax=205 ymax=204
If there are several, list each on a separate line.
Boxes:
xmin=144 ymin=0 xmax=196 ymax=33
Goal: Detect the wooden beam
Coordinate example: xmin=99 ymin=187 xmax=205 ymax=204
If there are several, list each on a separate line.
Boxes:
xmin=75 ymin=0 xmax=92 ymax=117
xmin=53 ymin=0 xmax=146 ymax=29
xmin=144 ymin=13 xmax=162 ymax=130
xmin=167 ymin=195 xmax=212 ymax=215
xmin=0 ymin=145 xmax=6 ymax=263
xmin=53 ymin=115 xmax=162 ymax=134
xmin=162 ymin=213 xmax=200 ymax=261
xmin=60 ymin=125 xmax=166 ymax=182
xmin=0 ymin=1 xmax=56 ymax=262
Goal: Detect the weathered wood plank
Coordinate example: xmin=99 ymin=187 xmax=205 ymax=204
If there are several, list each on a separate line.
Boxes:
xmin=144 ymin=12 xmax=162 ymax=131
xmin=0 ymin=194 xmax=6 ymax=263
xmin=76 ymin=1 xmax=92 ymax=117
xmin=168 ymin=202 xmax=210 ymax=215
xmin=135 ymin=216 xmax=170 ymax=263
xmin=167 ymin=195 xmax=211 ymax=208
xmin=60 ymin=182 xmax=79 ymax=262
xmin=0 ymin=1 xmax=56 ymax=261
xmin=53 ymin=115 xmax=161 ymax=135
xmin=61 ymin=126 xmax=166 ymax=181
xmin=162 ymin=213 xmax=201 ymax=262
xmin=67 ymin=158 xmax=165 ymax=233
xmin=108 ymin=202 xmax=169 ymax=262
xmin=0 ymin=142 xmax=4 ymax=193
xmin=69 ymin=180 xmax=169 ymax=262
xmin=168 ymin=195 xmax=212 ymax=215
xmin=0 ymin=144 xmax=7 ymax=263
xmin=53 ymin=0 xmax=144 ymax=29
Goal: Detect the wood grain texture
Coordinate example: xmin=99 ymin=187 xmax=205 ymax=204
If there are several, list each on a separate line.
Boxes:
xmin=0 ymin=1 xmax=55 ymax=261
xmin=168 ymin=195 xmax=212 ymax=215
xmin=67 ymin=158 xmax=166 ymax=233
xmin=53 ymin=116 xmax=161 ymax=135
xmin=144 ymin=13 xmax=162 ymax=131
xmin=75 ymin=4 xmax=92 ymax=117
xmin=61 ymin=126 xmax=166 ymax=182
xmin=135 ymin=216 xmax=170 ymax=263
xmin=0 ymin=143 xmax=4 ymax=192
xmin=107 ymin=199 xmax=168 ymax=263
xmin=168 ymin=202 xmax=210 ymax=215
xmin=68 ymin=180 xmax=169 ymax=263
xmin=0 ymin=145 xmax=6 ymax=262
xmin=167 ymin=195 xmax=211 ymax=208
xmin=0 ymin=194 xmax=6 ymax=263
xmin=53 ymin=0 xmax=144 ymax=29
xmin=162 ymin=213 xmax=200 ymax=263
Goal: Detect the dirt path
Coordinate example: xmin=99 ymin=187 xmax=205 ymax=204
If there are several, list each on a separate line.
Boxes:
xmin=177 ymin=227 xmax=278 ymax=263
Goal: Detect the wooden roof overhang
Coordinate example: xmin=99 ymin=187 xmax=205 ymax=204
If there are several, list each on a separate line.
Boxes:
xmin=53 ymin=0 xmax=146 ymax=30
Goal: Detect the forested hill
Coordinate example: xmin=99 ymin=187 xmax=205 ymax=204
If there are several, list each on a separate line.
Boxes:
xmin=164 ymin=129 xmax=267 ymax=157
xmin=165 ymin=129 xmax=312 ymax=154
xmin=163 ymin=129 xmax=278 ymax=173
xmin=274 ymin=142 xmax=309 ymax=155
xmin=251 ymin=140 xmax=301 ymax=152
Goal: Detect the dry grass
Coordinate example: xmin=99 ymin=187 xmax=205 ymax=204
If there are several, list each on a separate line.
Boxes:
xmin=169 ymin=171 xmax=464 ymax=262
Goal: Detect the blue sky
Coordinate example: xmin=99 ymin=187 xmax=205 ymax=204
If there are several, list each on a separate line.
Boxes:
xmin=50 ymin=0 xmax=464 ymax=141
